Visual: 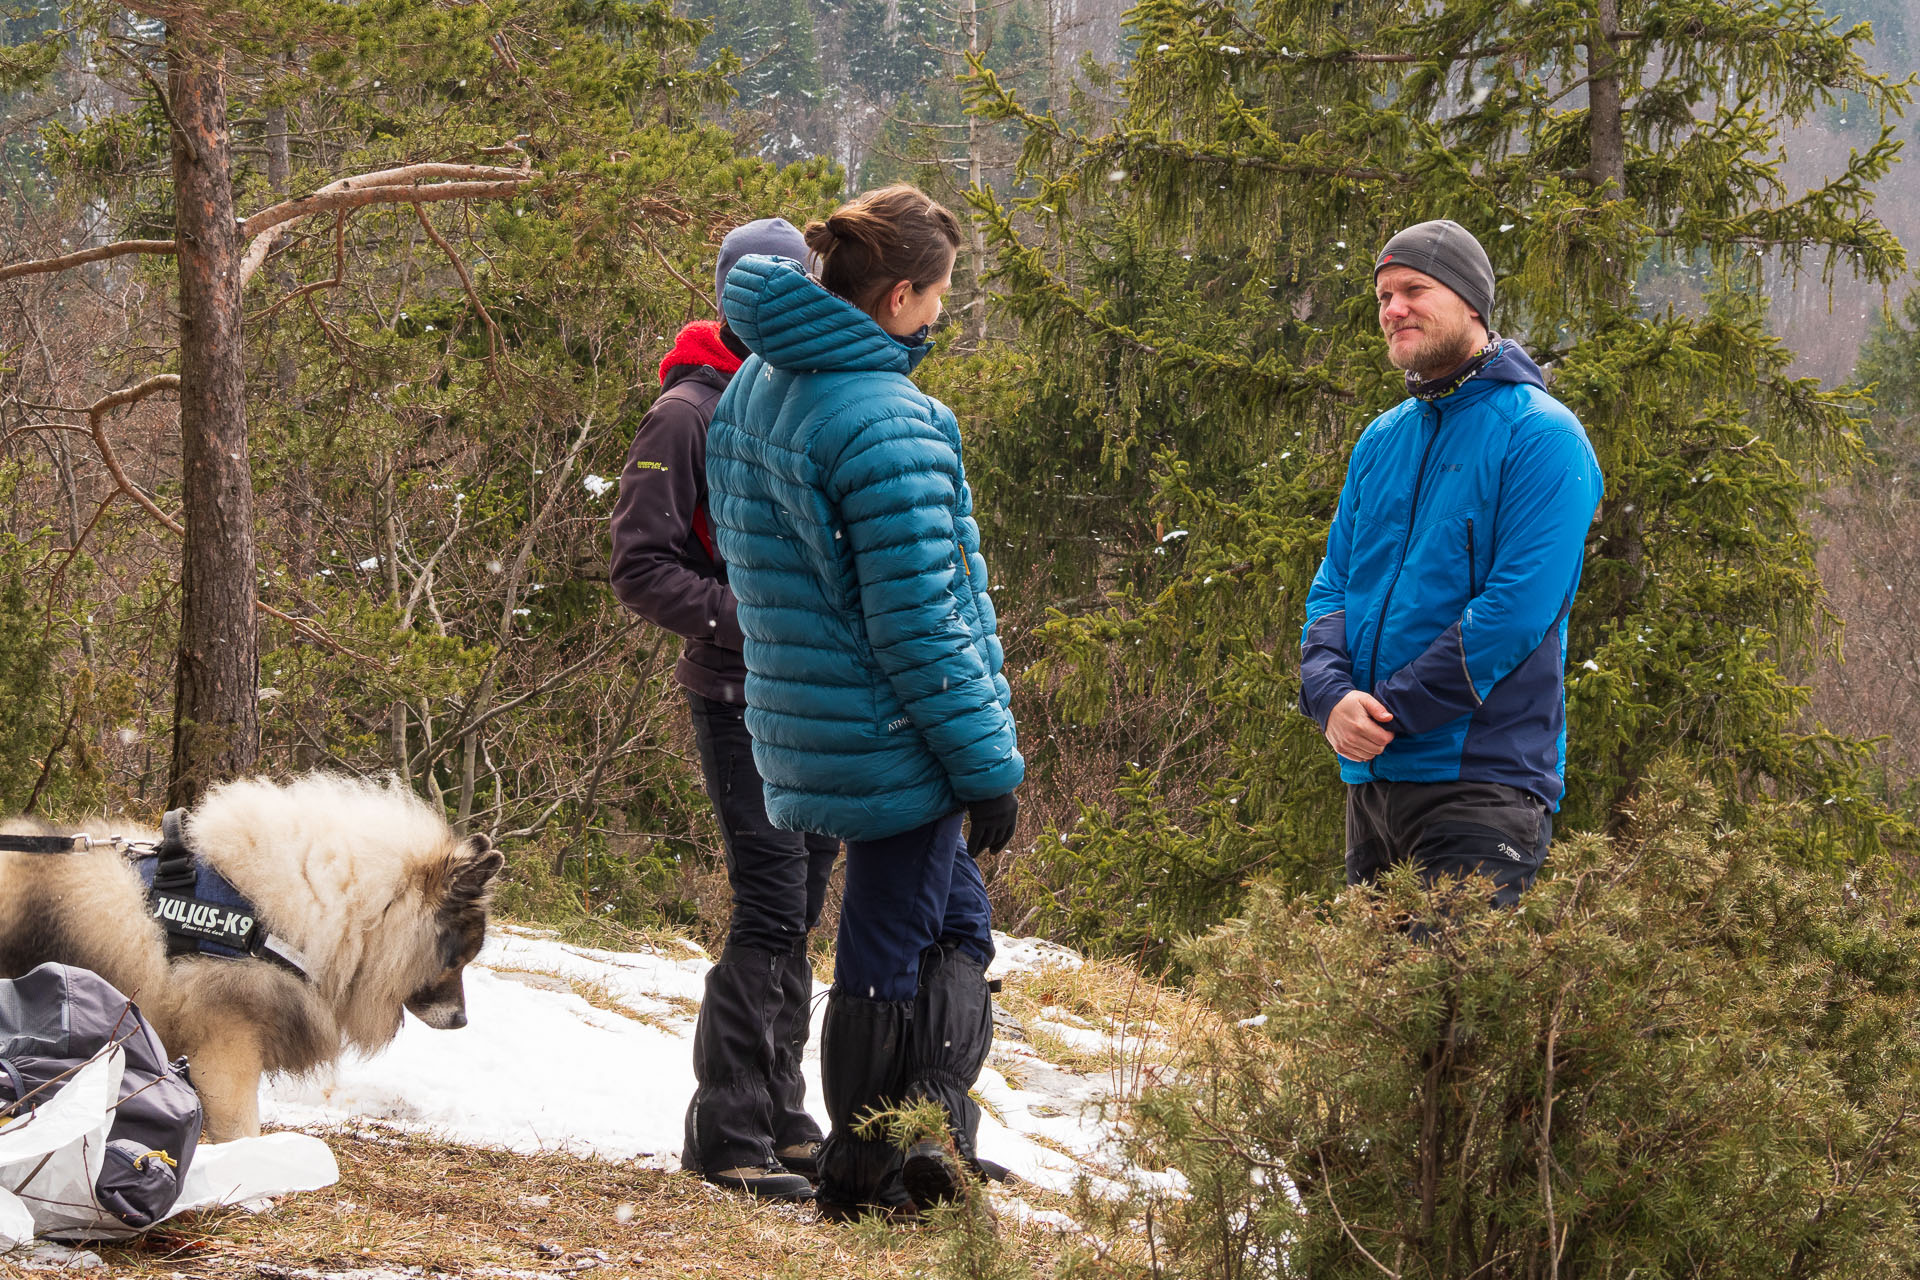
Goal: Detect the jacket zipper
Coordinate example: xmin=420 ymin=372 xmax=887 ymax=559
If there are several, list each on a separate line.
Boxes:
xmin=1466 ymin=516 xmax=1476 ymax=596
xmin=1366 ymin=402 xmax=1443 ymax=779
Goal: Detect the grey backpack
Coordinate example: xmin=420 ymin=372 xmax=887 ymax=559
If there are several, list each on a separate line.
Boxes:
xmin=0 ymin=963 xmax=203 ymax=1228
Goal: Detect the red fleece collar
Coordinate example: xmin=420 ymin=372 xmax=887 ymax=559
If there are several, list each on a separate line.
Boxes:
xmin=658 ymin=320 xmax=742 ymax=385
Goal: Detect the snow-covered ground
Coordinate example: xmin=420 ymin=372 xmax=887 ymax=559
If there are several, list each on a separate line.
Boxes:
xmin=265 ymin=925 xmax=1135 ymax=1196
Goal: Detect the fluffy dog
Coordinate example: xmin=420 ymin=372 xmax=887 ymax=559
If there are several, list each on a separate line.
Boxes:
xmin=0 ymin=773 xmax=504 ymax=1142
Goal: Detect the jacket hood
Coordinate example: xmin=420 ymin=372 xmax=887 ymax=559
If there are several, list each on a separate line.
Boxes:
xmin=1409 ymin=338 xmax=1548 ymax=409
xmin=658 ymin=319 xmax=742 ymax=385
xmin=721 ymin=254 xmax=931 ymax=374
xmin=1478 ymin=339 xmax=1547 ymax=391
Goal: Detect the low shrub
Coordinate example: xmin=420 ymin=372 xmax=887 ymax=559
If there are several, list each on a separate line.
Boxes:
xmin=988 ymin=768 xmax=1920 ymax=1278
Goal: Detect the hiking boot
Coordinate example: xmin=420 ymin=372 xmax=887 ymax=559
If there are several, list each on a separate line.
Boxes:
xmin=902 ymin=1140 xmax=969 ymax=1209
xmin=973 ymin=1155 xmax=1012 ymax=1184
xmin=775 ymin=1141 xmax=821 ymax=1180
xmin=703 ymin=1164 xmax=815 ymax=1201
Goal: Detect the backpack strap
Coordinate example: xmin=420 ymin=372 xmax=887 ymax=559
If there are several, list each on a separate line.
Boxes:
xmin=0 ymin=1057 xmax=23 ymax=1115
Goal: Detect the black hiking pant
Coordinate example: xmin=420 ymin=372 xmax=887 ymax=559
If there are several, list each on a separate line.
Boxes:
xmin=682 ymin=691 xmax=840 ymax=1175
xmin=1344 ymin=779 xmax=1551 ymax=908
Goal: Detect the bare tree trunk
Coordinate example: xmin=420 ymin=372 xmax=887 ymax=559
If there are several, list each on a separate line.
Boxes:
xmin=382 ymin=465 xmax=411 ymax=784
xmin=1586 ymin=0 xmax=1626 ymax=200
xmin=963 ymin=0 xmax=988 ymax=347
xmin=265 ymin=82 xmax=316 ymax=586
xmin=1588 ymin=0 xmax=1639 ymax=833
xmin=167 ymin=27 xmax=259 ymax=809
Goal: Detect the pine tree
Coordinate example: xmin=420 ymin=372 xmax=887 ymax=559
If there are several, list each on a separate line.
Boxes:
xmin=961 ymin=0 xmax=1911 ymax=954
xmin=0 ymin=0 xmax=837 ymax=845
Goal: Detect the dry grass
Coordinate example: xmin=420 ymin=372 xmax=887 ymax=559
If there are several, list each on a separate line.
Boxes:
xmin=489 ymin=966 xmax=697 ymax=1035
xmin=499 ymin=914 xmax=702 ymax=962
xmin=18 ymin=922 xmax=1210 ymax=1277
xmin=59 ymin=1125 xmax=1082 ymax=1279
xmin=994 ymin=953 xmax=1220 ymax=1092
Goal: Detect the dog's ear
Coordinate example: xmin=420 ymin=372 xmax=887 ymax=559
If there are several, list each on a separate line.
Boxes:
xmin=448 ymin=834 xmax=505 ymax=904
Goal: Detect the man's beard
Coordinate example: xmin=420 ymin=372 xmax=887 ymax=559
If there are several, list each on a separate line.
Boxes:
xmin=1386 ymin=317 xmax=1479 ymax=377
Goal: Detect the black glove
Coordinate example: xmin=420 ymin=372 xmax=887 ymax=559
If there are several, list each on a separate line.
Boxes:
xmin=965 ymin=792 xmax=1019 ymax=859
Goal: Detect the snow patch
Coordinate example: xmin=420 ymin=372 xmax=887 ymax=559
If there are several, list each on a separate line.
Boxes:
xmin=265 ymin=927 xmax=1141 ymax=1193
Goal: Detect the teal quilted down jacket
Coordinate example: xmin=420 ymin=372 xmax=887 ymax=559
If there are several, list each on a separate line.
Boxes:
xmin=705 ymin=254 xmax=1024 ymax=841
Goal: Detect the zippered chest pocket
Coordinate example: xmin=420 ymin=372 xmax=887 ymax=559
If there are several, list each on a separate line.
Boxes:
xmin=1467 ymin=516 xmax=1478 ymax=597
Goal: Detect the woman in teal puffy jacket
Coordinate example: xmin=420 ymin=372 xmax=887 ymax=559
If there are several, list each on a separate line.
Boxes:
xmin=706 ymin=185 xmax=1023 ymax=1219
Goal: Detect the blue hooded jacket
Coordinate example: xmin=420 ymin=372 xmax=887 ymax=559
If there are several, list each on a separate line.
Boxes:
xmin=1299 ymin=342 xmax=1603 ymax=808
xmin=705 ymin=254 xmax=1024 ymax=841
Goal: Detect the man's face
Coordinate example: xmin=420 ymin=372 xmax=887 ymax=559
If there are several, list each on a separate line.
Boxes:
xmin=1375 ymin=265 xmax=1485 ymax=377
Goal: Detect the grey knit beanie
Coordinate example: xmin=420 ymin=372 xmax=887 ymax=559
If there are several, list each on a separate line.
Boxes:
xmin=1373 ymin=219 xmax=1495 ymax=322
xmin=715 ymin=217 xmax=811 ymax=317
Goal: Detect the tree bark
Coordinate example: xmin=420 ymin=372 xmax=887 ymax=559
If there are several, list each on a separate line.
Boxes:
xmin=167 ymin=27 xmax=259 ymax=809
xmin=1586 ymin=0 xmax=1626 ymax=199
xmin=963 ymin=0 xmax=988 ymax=348
xmin=266 ymin=85 xmax=320 ymax=598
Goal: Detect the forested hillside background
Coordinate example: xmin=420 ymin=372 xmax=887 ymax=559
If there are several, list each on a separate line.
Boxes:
xmin=1 ymin=0 xmax=1914 ymax=935
xmin=8 ymin=0 xmax=1920 ymax=1271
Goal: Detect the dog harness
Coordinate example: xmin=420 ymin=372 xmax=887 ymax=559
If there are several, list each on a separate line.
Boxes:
xmin=132 ymin=810 xmax=312 ymax=980
xmin=0 ymin=816 xmax=311 ymax=981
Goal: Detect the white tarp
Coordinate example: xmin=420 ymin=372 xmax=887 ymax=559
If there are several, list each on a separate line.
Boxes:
xmin=0 ymin=1048 xmax=337 ymax=1249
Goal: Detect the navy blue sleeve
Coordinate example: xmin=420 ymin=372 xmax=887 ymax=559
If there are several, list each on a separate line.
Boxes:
xmin=1298 ymin=448 xmax=1364 ymax=728
xmin=1373 ymin=424 xmax=1601 ymax=735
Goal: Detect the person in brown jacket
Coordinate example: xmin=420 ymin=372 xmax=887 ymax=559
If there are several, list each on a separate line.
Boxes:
xmin=609 ymin=218 xmax=837 ymax=1202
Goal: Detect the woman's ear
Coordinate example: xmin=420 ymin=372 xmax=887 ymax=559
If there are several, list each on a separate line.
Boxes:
xmin=886 ymin=279 xmax=912 ymax=318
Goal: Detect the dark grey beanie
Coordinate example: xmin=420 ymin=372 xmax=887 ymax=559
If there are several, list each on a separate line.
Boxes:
xmin=1373 ymin=219 xmax=1495 ymax=322
xmin=715 ymin=217 xmax=811 ymax=317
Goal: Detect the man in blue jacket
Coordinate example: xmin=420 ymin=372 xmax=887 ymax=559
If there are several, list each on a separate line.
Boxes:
xmin=1299 ymin=219 xmax=1603 ymax=905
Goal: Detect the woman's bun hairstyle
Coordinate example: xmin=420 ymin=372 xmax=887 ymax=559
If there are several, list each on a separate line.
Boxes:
xmin=804 ymin=185 xmax=962 ymax=317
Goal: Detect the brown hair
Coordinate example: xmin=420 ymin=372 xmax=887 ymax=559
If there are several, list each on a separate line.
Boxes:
xmin=804 ymin=185 xmax=962 ymax=317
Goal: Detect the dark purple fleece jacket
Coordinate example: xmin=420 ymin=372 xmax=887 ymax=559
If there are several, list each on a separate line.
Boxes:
xmin=609 ymin=321 xmax=747 ymax=703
